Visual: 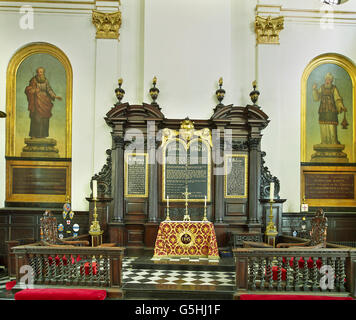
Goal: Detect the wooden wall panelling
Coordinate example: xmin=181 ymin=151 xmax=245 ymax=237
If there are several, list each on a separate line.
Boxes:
xmin=0 ymin=209 xmax=90 ymax=271
xmin=282 ymin=212 xmax=356 ymax=243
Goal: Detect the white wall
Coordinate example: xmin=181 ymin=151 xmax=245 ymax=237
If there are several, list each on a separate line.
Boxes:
xmin=1 ymin=0 xmax=356 ymax=212
xmin=143 ymin=0 xmax=233 ymax=120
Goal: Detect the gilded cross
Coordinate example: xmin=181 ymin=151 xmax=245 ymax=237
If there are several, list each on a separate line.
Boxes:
xmin=182 ymin=186 xmax=191 ymax=201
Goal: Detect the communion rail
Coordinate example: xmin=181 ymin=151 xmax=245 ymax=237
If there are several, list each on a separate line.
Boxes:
xmin=233 ymin=247 xmax=356 ymax=298
xmin=12 ymin=244 xmax=124 ymax=297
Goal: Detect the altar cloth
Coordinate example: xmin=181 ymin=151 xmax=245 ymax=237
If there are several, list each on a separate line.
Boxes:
xmin=153 ymin=221 xmax=219 ymax=260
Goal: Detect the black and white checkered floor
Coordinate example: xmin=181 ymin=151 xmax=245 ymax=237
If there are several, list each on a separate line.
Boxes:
xmin=123 ymin=257 xmax=235 ymax=287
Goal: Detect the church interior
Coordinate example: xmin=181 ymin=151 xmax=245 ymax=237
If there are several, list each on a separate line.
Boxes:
xmin=0 ymin=0 xmax=356 ymax=304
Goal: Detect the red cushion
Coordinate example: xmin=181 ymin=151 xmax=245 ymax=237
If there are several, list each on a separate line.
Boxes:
xmin=271 ymin=266 xmax=286 ymax=281
xmin=240 ymin=294 xmax=354 ymax=300
xmin=48 ymin=255 xmax=82 ymax=266
xmin=14 ymin=288 xmax=107 ymax=300
xmin=284 ymin=257 xmax=322 ymax=269
xmin=47 ymin=255 xmax=95 ymax=276
xmin=5 ymin=280 xmax=16 ymax=291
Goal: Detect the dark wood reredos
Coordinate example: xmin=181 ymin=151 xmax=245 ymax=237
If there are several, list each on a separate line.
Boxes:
xmin=91 ymin=97 xmax=284 ymax=252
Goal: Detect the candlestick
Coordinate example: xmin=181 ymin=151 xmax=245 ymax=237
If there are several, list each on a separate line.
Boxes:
xmin=165 ymin=195 xmax=171 ymax=221
xmin=93 ymin=180 xmax=97 ymax=199
xmin=202 ymin=196 xmax=208 ymax=222
xmin=89 ymin=197 xmax=103 ymax=246
xmin=265 ymin=199 xmax=278 ymax=247
xmin=269 ymin=182 xmax=274 ymax=201
xmin=183 ymin=186 xmax=191 ymax=221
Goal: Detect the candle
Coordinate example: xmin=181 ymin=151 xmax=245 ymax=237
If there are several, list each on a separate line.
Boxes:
xmin=93 ymin=180 xmax=97 ymax=199
xmin=167 ymin=195 xmax=169 ymax=208
xmin=270 ymin=182 xmax=274 ymax=201
xmin=205 ymin=195 xmax=207 ymax=207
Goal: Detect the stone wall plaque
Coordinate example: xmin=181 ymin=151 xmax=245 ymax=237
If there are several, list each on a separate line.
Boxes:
xmin=124 ymin=153 xmax=148 ymax=198
xmin=224 ymin=154 xmax=248 ymax=198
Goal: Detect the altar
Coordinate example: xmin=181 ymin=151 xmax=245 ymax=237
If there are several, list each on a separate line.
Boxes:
xmin=152 ymin=221 xmax=219 ymax=261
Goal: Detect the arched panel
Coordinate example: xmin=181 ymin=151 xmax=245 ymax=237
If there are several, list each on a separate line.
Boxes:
xmin=5 ymin=42 xmax=73 ymax=207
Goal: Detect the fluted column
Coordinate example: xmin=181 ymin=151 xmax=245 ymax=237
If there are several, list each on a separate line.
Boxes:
xmin=147 ymin=131 xmax=159 ymax=222
xmin=111 ymin=135 xmax=125 ymax=222
xmin=214 ymin=135 xmax=225 ymax=223
xmin=248 ymin=137 xmax=261 ymax=227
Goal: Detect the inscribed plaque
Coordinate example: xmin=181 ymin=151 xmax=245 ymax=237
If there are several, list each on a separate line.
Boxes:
xmin=224 ymin=154 xmax=248 ymax=198
xmin=305 ymin=173 xmax=354 ymax=199
xmin=125 ymin=153 xmax=148 ymax=197
xmin=162 ymin=138 xmax=211 ymax=202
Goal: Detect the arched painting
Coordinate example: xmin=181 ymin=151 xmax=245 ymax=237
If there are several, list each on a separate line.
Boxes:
xmin=6 ymin=43 xmax=72 ymax=206
xmin=301 ymin=53 xmax=355 ymax=164
xmin=301 ymin=53 xmax=356 ymax=208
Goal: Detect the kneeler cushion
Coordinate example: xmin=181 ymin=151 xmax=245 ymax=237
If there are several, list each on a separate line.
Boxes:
xmin=269 ymin=257 xmax=323 ymax=281
xmin=271 ymin=266 xmax=287 ymax=281
xmin=14 ymin=288 xmax=107 ymax=300
xmin=6 ymin=280 xmax=17 ymax=291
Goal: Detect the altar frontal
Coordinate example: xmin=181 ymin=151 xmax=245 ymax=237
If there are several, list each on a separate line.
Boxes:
xmin=153 ymin=221 xmax=219 ymax=261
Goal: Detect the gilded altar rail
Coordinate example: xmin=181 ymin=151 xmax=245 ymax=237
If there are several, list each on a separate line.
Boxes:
xmin=233 ymin=245 xmax=356 ymax=299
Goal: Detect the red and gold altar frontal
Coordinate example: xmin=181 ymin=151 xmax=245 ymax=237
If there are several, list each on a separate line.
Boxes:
xmin=153 ymin=221 xmax=219 ymax=260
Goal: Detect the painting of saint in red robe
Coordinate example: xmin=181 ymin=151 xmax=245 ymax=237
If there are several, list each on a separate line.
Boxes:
xmin=25 ymin=67 xmax=62 ymax=138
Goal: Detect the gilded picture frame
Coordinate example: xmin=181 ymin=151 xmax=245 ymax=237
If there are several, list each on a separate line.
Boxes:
xmin=301 ymin=53 xmax=356 ymax=164
xmin=6 ymin=42 xmax=72 ymax=158
xmin=301 ymin=53 xmax=356 ymax=208
xmin=5 ymin=42 xmax=72 ymax=205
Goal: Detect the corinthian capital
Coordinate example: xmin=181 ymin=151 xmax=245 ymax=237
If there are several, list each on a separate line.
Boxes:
xmin=92 ymin=9 xmax=122 ymax=40
xmin=255 ymin=15 xmax=284 ymax=44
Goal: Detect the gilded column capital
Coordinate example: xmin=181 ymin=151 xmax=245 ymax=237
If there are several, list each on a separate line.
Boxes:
xmin=92 ymin=9 xmax=122 ymax=40
xmin=255 ymin=15 xmax=284 ymax=45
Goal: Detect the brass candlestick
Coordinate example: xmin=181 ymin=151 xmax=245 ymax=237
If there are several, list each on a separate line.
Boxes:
xmin=202 ymin=204 xmax=208 ymax=222
xmin=89 ymin=198 xmax=103 ymax=246
xmin=165 ymin=197 xmax=171 ymax=221
xmin=265 ymin=200 xmax=277 ymax=233
xmin=182 ymin=187 xmax=191 ymax=222
xmin=265 ymin=200 xmax=278 ymax=247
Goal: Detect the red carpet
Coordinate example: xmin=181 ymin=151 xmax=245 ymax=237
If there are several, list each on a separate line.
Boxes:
xmin=14 ymin=288 xmax=107 ymax=300
xmin=240 ymin=294 xmax=354 ymax=300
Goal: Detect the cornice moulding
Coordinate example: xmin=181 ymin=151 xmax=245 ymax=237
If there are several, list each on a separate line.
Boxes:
xmin=0 ymin=0 xmax=120 ymax=14
xmin=256 ymin=4 xmax=356 ymax=24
